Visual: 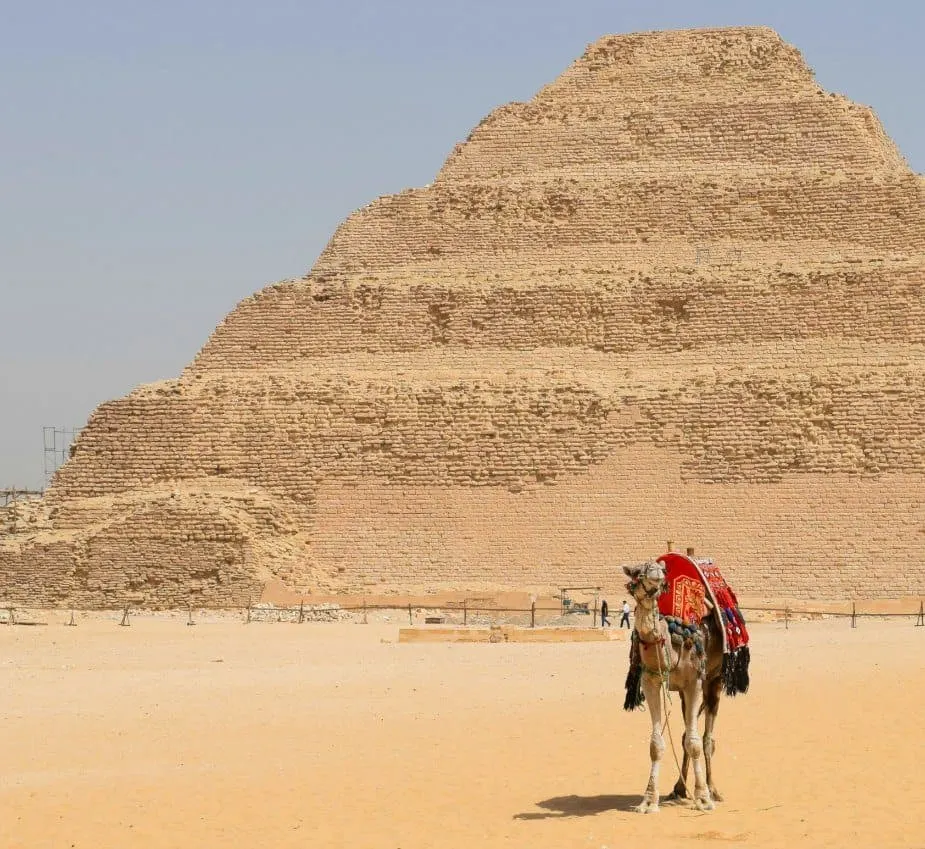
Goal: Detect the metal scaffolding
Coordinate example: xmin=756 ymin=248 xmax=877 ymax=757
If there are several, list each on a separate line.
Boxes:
xmin=0 ymin=488 xmax=43 ymax=508
xmin=43 ymin=426 xmax=81 ymax=488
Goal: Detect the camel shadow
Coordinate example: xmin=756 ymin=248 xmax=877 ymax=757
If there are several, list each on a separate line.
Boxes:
xmin=514 ymin=794 xmax=642 ymax=820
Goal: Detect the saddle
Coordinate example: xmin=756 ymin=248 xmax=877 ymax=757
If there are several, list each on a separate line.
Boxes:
xmin=656 ymin=551 xmax=750 ymax=695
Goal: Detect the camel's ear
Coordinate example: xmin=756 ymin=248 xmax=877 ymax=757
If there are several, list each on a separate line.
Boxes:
xmin=623 ymin=563 xmax=641 ymax=578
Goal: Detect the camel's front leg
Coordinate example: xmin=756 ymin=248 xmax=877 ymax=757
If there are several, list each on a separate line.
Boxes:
xmin=683 ymin=684 xmax=713 ymax=812
xmin=635 ymin=674 xmax=665 ymax=813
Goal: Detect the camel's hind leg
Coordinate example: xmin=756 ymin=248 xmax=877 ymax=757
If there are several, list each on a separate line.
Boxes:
xmin=634 ymin=675 xmax=665 ymax=813
xmin=669 ymin=691 xmax=691 ymax=800
xmin=682 ymin=684 xmax=713 ymax=812
xmin=703 ymin=675 xmax=723 ymax=802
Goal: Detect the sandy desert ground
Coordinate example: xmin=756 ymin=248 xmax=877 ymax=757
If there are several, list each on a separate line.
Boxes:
xmin=2 ymin=613 xmax=924 ymax=848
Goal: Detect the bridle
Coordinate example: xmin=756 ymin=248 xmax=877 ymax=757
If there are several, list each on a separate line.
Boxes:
xmin=630 ymin=562 xmax=672 ymax=654
xmin=635 ymin=562 xmax=668 ymax=600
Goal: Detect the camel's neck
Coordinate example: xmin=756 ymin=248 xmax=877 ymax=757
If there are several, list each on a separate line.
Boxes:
xmin=633 ymin=597 xmax=664 ymax=644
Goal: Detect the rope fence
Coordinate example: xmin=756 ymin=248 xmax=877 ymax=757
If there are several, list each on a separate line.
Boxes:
xmin=1 ymin=599 xmax=923 ymax=628
xmin=739 ymin=601 xmax=925 ymax=629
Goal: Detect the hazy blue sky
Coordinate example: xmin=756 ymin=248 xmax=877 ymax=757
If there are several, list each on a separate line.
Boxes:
xmin=2 ymin=0 xmax=923 ymax=489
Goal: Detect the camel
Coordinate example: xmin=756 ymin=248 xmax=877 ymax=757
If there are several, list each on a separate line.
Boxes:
xmin=622 ymin=560 xmax=729 ymax=813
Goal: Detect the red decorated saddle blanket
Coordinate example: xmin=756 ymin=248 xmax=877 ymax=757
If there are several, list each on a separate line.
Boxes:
xmin=656 ymin=552 xmax=749 ymax=654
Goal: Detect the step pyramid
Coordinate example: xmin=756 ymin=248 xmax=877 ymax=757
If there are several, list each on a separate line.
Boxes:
xmin=3 ymin=26 xmax=924 ymax=606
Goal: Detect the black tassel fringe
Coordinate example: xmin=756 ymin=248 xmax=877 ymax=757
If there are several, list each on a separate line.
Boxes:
xmin=721 ymin=645 xmax=751 ymax=696
xmin=624 ymin=637 xmax=645 ymax=710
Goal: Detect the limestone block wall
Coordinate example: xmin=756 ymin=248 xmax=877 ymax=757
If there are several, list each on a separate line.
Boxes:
xmin=3 ymin=25 xmax=925 ymax=606
xmin=189 ymin=261 xmax=925 ymax=372
xmin=311 ymin=451 xmax=925 ymax=600
xmin=438 ymin=102 xmax=906 ymax=179
xmin=4 ymin=351 xmax=918 ymax=603
xmin=312 ymin=175 xmax=925 ymax=274
xmin=45 ymin=364 xmax=925 ymax=499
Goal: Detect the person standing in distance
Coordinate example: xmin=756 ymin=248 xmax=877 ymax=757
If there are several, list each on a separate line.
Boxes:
xmin=619 ymin=599 xmax=631 ymax=629
xmin=600 ymin=598 xmax=610 ymax=627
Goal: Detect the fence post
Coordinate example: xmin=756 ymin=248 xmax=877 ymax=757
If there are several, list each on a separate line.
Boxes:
xmin=463 ymin=601 xmax=467 ymax=626
xmin=851 ymin=602 xmax=857 ymax=629
xmin=119 ymin=606 xmax=130 ymax=627
xmin=408 ymin=603 xmax=413 ymax=625
xmin=298 ymin=600 xmax=305 ymax=624
xmin=363 ymin=597 xmax=368 ymax=625
xmin=531 ymin=600 xmax=536 ymax=629
xmin=593 ymin=604 xmax=598 ymax=628
xmin=916 ymin=600 xmax=924 ymax=627
xmin=245 ymin=605 xmax=251 ymax=624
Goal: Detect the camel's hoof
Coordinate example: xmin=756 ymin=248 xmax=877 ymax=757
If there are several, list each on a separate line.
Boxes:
xmin=693 ymin=795 xmax=715 ymax=812
xmin=709 ymin=787 xmax=723 ymax=803
xmin=634 ymin=798 xmax=660 ymax=814
xmin=667 ymin=785 xmax=690 ymax=801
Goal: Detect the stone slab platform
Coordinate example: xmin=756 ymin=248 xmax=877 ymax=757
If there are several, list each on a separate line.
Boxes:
xmin=398 ymin=625 xmax=627 ymax=643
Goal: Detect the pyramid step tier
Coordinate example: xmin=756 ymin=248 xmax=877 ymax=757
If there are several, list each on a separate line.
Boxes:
xmin=190 ymin=260 xmax=925 ymax=371
xmin=42 ymin=351 xmax=925 ymax=506
xmin=314 ymin=175 xmax=924 ymax=273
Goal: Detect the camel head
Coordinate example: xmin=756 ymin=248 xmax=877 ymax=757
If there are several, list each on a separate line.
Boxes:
xmin=623 ymin=559 xmax=668 ymax=606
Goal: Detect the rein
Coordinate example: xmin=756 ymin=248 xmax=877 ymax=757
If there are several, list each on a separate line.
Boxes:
xmin=633 ymin=594 xmax=678 ymax=677
xmin=638 ymin=627 xmax=678 ymax=677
